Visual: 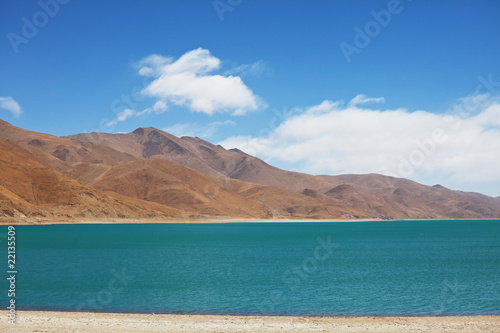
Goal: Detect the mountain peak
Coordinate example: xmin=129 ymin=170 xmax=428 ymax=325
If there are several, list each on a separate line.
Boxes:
xmin=229 ymin=148 xmax=249 ymax=156
xmin=132 ymin=127 xmax=164 ymax=136
xmin=132 ymin=128 xmax=145 ymax=136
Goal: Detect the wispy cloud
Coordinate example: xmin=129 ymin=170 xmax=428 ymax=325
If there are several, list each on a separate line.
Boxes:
xmin=106 ymin=101 xmax=168 ymax=128
xmin=164 ymin=119 xmax=236 ymax=139
xmin=208 ymin=120 xmax=236 ymax=127
xmin=223 ymin=60 xmax=268 ymax=77
xmin=347 ymin=94 xmax=385 ymax=106
xmin=138 ymin=48 xmax=265 ymax=116
xmin=0 ymin=96 xmax=22 ymax=117
xmin=106 ymin=109 xmax=135 ymax=128
xmin=219 ymin=94 xmax=500 ymax=194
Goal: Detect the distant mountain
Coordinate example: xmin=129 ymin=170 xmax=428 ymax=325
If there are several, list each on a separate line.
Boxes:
xmin=323 ymin=174 xmax=500 ymax=219
xmin=1 ymin=118 xmax=500 ymax=222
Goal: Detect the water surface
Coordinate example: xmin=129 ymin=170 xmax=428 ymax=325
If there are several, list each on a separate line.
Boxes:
xmin=3 ymin=220 xmax=500 ymax=316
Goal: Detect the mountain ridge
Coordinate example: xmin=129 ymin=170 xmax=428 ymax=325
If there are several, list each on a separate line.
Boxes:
xmin=1 ymin=119 xmax=500 ymax=222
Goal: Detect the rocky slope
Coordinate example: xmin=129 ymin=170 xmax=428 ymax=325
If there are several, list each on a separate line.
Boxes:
xmin=0 ymin=139 xmax=185 ymax=221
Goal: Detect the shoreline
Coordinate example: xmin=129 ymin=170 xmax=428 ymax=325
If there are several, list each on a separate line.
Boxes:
xmin=2 ymin=217 xmax=500 ymax=225
xmin=1 ymin=311 xmax=499 ymax=332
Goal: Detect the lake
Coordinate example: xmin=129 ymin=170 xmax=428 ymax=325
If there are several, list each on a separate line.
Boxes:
xmin=3 ymin=220 xmax=500 ymax=316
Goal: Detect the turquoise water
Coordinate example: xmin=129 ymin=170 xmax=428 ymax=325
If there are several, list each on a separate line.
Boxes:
xmin=2 ymin=220 xmax=500 ymax=316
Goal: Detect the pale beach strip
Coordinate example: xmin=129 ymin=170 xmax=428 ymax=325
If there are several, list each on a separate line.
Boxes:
xmin=0 ymin=217 xmax=384 ymax=225
xmin=5 ymin=217 xmax=500 ymax=225
xmin=1 ymin=311 xmax=499 ymax=333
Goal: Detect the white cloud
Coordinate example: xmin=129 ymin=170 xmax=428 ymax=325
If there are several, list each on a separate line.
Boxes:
xmin=152 ymin=100 xmax=167 ymax=112
xmin=164 ymin=119 xmax=236 ymax=139
xmin=138 ymin=54 xmax=173 ymax=76
xmin=106 ymin=109 xmax=135 ymax=127
xmin=164 ymin=123 xmax=213 ymax=138
xmin=219 ymin=94 xmax=500 ymax=196
xmin=208 ymin=120 xmax=236 ymax=127
xmin=117 ymin=109 xmax=134 ymax=121
xmin=0 ymin=96 xmax=22 ymax=117
xmin=106 ymin=101 xmax=169 ymax=128
xmin=223 ymin=61 xmax=267 ymax=77
xmin=450 ymin=92 xmax=492 ymax=118
xmin=139 ymin=48 xmax=264 ymax=115
xmin=347 ymin=94 xmax=385 ymax=106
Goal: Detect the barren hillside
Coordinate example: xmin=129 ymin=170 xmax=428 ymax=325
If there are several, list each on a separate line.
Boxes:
xmin=1 ymin=118 xmax=500 ymax=222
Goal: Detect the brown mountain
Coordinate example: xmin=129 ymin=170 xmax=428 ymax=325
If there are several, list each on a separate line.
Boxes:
xmin=1 ymin=118 xmax=500 ymax=222
xmin=65 ymin=127 xmax=338 ymax=192
xmin=0 ymin=120 xmax=367 ymax=221
xmin=0 ymin=119 xmax=138 ymax=185
xmin=65 ymin=126 xmax=500 ymax=219
xmin=90 ymin=158 xmax=370 ymax=219
xmin=322 ymin=174 xmax=500 ymax=219
xmin=0 ymin=139 xmax=185 ymax=221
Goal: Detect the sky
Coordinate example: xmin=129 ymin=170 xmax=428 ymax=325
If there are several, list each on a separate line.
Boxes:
xmin=1 ymin=0 xmax=500 ymax=196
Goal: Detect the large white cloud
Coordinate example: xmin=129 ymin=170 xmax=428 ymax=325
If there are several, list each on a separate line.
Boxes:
xmin=138 ymin=48 xmax=264 ymax=115
xmin=219 ymin=94 xmax=500 ymax=196
xmin=0 ymin=96 xmax=22 ymax=117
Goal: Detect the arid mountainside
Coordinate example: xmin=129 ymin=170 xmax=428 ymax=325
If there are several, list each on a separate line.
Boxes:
xmin=0 ymin=139 xmax=185 ymax=220
xmin=90 ymin=158 xmax=369 ymax=219
xmin=321 ymin=174 xmax=500 ymax=219
xmin=66 ymin=126 xmax=500 ymax=219
xmin=0 ymin=119 xmax=138 ymax=185
xmin=0 ymin=120 xmax=367 ymax=221
xmin=66 ymin=128 xmax=337 ymax=192
xmin=1 ymin=118 xmax=500 ymax=221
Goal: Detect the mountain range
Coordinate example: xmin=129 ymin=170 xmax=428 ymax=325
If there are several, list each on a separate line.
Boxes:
xmin=1 ymin=118 xmax=499 ymax=223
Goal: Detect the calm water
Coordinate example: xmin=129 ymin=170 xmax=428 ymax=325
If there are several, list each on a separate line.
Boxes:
xmin=2 ymin=220 xmax=500 ymax=316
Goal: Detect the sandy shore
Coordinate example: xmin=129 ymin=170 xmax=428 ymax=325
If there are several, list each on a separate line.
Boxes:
xmin=1 ymin=311 xmax=499 ymax=332
xmin=0 ymin=217 xmax=385 ymax=225
xmin=3 ymin=217 xmax=499 ymax=225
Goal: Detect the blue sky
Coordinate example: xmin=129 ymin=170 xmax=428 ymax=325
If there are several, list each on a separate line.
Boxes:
xmin=1 ymin=0 xmax=500 ymax=196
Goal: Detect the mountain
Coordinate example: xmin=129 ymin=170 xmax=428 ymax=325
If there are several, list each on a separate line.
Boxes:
xmin=325 ymin=174 xmax=500 ymax=219
xmin=65 ymin=127 xmax=338 ymax=192
xmin=90 ymin=158 xmax=370 ymax=219
xmin=1 ymin=118 xmax=500 ymax=222
xmin=0 ymin=139 xmax=185 ymax=221
xmin=0 ymin=119 xmax=138 ymax=185
xmin=0 ymin=120 xmax=367 ymax=221
xmin=90 ymin=158 xmax=266 ymax=218
xmin=65 ymin=126 xmax=500 ymax=219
